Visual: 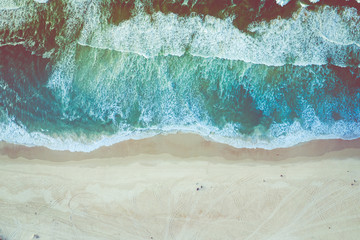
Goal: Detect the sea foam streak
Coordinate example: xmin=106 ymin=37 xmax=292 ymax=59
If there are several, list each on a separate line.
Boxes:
xmin=1 ymin=1 xmax=360 ymax=66
xmin=78 ymin=5 xmax=360 ymax=66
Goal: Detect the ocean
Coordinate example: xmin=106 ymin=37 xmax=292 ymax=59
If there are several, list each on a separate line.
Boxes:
xmin=0 ymin=0 xmax=360 ymax=151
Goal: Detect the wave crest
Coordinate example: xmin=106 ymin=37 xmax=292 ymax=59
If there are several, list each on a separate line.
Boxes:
xmin=78 ymin=6 xmax=360 ymax=66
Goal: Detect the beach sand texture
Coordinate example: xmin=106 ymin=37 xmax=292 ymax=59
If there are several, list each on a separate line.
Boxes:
xmin=0 ymin=134 xmax=360 ymax=240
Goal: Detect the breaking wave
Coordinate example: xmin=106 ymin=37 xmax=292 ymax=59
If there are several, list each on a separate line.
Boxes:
xmin=0 ymin=0 xmax=360 ymax=151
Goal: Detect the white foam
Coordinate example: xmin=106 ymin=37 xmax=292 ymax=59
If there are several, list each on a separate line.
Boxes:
xmin=2 ymin=0 xmax=359 ymax=66
xmin=0 ymin=0 xmax=26 ymax=9
xmin=76 ymin=5 xmax=360 ymax=67
xmin=2 ymin=1 xmax=360 ymax=151
xmin=34 ymin=0 xmax=48 ymax=3
xmin=276 ymin=0 xmax=291 ymax=7
xmin=1 ymin=108 xmax=359 ymax=152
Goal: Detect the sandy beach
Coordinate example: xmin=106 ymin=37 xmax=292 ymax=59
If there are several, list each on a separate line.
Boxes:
xmin=0 ymin=134 xmax=360 ymax=240
xmin=2 ymin=0 xmax=360 ymax=239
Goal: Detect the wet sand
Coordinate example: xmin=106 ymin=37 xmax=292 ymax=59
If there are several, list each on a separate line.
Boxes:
xmin=0 ymin=134 xmax=360 ymax=240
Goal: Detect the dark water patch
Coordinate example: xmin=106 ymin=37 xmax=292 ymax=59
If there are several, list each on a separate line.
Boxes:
xmin=345 ymin=50 xmax=360 ymax=67
xmin=102 ymin=0 xmax=135 ymax=25
xmin=141 ymin=0 xmax=300 ymax=31
xmin=198 ymin=76 xmax=263 ymax=134
xmin=328 ymin=65 xmax=360 ymax=95
xmin=0 ymin=45 xmax=117 ymax=138
xmin=0 ymin=0 xmax=83 ymax=57
xmin=106 ymin=0 xmax=360 ymax=32
xmin=0 ymin=45 xmax=56 ymax=129
xmin=93 ymin=0 xmax=302 ymax=31
xmin=103 ymin=0 xmax=360 ymax=32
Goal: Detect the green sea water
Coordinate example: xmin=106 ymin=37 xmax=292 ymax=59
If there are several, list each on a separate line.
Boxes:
xmin=0 ymin=0 xmax=360 ymax=151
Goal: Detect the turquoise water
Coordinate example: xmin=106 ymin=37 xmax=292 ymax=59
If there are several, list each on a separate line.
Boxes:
xmin=0 ymin=0 xmax=360 ymax=151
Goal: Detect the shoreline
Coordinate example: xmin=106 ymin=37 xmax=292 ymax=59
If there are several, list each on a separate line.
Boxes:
xmin=1 ymin=133 xmax=360 ymax=162
xmin=1 ymin=134 xmax=360 ymax=240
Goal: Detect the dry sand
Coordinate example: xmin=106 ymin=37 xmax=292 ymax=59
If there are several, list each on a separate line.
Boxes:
xmin=0 ymin=134 xmax=360 ymax=240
